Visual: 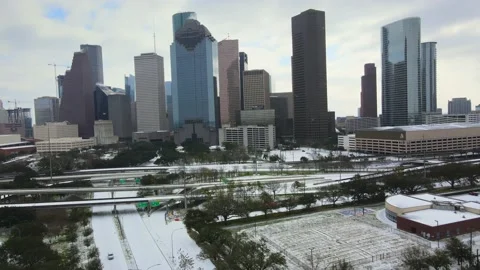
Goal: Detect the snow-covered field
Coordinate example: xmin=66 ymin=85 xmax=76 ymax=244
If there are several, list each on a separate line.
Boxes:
xmin=241 ymin=209 xmax=423 ymax=269
xmin=91 ymin=191 xmax=212 ymax=270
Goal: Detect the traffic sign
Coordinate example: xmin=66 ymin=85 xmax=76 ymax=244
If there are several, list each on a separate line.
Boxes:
xmin=136 ymin=202 xmax=148 ymax=208
xmin=135 ymin=178 xmax=141 ymax=184
xmin=150 ymin=201 xmax=160 ymax=207
xmin=119 ymin=179 xmax=126 ymax=184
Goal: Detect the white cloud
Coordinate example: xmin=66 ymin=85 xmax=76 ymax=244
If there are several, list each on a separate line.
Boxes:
xmin=0 ymin=0 xmax=479 ymax=118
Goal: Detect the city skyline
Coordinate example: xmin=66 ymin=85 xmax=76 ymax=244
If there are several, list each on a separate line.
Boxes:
xmin=1 ymin=0 xmax=479 ymax=118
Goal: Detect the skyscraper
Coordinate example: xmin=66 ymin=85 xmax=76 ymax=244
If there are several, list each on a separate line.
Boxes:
xmin=134 ymin=53 xmax=168 ymax=132
xmin=448 ymin=98 xmax=472 ymax=114
xmin=124 ymin=74 xmax=136 ymax=101
xmin=165 ymin=81 xmax=173 ymax=130
xmin=80 ymin=44 xmax=104 ymax=85
xmin=239 ymin=52 xmax=248 ymax=110
xmin=57 ymin=75 xmax=65 ymax=99
xmin=59 ymin=51 xmax=95 ymax=138
xmin=360 ymin=63 xmax=377 ymax=117
xmin=291 ymin=9 xmax=329 ymax=144
xmin=381 ymin=17 xmax=421 ymax=126
xmin=243 ymin=69 xmax=271 ymax=110
xmin=170 ymin=19 xmax=219 ymax=129
xmin=218 ymin=39 xmax=241 ymax=125
xmin=94 ymin=85 xmax=132 ymax=139
xmin=172 ymin=12 xmax=197 ymax=38
xmin=34 ymin=96 xmax=59 ymax=125
xmin=421 ymin=42 xmax=437 ymax=113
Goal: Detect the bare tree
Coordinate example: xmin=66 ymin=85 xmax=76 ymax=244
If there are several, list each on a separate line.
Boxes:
xmin=265 ymin=182 xmax=282 ymax=200
xmin=177 ymin=249 xmax=195 ymax=270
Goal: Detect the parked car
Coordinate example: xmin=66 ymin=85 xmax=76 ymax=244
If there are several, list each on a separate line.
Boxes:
xmin=108 ymin=253 xmax=114 ymax=260
xmin=469 ymin=192 xmax=478 ymax=196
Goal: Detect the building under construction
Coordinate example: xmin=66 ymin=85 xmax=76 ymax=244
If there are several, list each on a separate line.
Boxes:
xmin=0 ymin=108 xmax=32 ymax=138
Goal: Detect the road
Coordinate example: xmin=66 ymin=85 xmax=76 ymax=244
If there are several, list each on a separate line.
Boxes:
xmin=91 ymin=192 xmax=129 ymax=270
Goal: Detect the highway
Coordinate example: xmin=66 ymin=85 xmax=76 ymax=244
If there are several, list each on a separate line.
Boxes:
xmin=0 ymin=195 xmax=205 ymax=209
xmin=0 ymin=176 xmax=318 ymax=195
xmin=33 ymin=172 xmax=156 ymax=182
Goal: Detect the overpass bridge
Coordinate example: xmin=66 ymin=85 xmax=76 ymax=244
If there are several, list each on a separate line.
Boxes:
xmin=0 ymin=195 xmax=206 ymax=210
xmin=0 ymin=176 xmax=316 ymax=196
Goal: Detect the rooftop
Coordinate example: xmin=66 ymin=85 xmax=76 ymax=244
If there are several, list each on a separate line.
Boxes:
xmin=450 ymin=194 xmax=480 ymax=203
xmin=410 ymin=194 xmax=463 ymax=204
xmin=365 ymin=122 xmax=480 ymax=132
xmin=402 ymin=209 xmax=480 ymax=227
xmin=386 ymin=194 xmax=432 ymax=208
xmin=463 ymin=202 xmax=480 ymax=210
xmin=35 ymin=137 xmax=94 ymax=143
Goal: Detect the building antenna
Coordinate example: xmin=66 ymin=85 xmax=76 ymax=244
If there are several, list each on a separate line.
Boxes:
xmin=153 ymin=17 xmax=157 ymax=53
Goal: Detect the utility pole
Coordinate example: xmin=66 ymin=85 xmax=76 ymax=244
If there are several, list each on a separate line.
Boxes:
xmin=423 ymin=134 xmax=427 ymax=178
xmin=309 ymin=247 xmax=315 ymax=270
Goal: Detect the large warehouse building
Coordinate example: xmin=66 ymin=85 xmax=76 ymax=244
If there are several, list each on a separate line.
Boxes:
xmin=338 ymin=123 xmax=480 ymax=155
xmin=385 ymin=193 xmax=480 ymax=240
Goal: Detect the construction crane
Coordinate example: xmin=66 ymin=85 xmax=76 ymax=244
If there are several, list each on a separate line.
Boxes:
xmin=48 ymin=63 xmax=70 ymax=98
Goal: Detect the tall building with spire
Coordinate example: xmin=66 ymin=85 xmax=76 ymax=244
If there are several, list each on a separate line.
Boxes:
xmin=134 ymin=53 xmax=168 ymax=132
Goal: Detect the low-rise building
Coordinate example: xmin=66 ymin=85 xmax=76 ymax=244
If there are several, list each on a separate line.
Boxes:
xmin=36 ymin=137 xmax=95 ymax=153
xmin=219 ymin=125 xmax=275 ymax=150
xmin=353 ymin=123 xmax=480 ymax=155
xmin=0 ymin=134 xmax=21 ymax=145
xmin=133 ymin=131 xmax=171 ymax=143
xmin=385 ymin=193 xmax=480 ymax=240
xmin=94 ymin=120 xmax=118 ymax=145
xmin=337 ymin=134 xmax=356 ymax=151
xmin=33 ymin=122 xmax=78 ymax=141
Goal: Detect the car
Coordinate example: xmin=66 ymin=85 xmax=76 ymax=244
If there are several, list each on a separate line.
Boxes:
xmin=468 ymin=192 xmax=478 ymax=196
xmin=107 ymin=253 xmax=114 ymax=260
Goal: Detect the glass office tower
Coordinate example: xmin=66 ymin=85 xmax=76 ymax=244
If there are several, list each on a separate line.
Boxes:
xmin=381 ymin=17 xmax=421 ymax=126
xmin=171 ymin=19 xmax=218 ymax=129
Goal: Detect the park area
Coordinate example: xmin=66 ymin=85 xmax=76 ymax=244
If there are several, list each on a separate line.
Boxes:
xmin=241 ymin=207 xmax=430 ymax=270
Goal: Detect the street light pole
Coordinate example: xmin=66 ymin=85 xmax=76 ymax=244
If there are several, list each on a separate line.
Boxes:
xmin=434 ymin=220 xmax=439 ymax=248
xmin=146 ymin=264 xmax=162 ymax=270
xmin=309 ymin=247 xmax=315 ymax=270
xmin=48 ymin=124 xmax=53 ymax=182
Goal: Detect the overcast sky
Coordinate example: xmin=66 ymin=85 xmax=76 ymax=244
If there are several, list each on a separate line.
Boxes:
xmin=1 ymin=0 xmax=479 ymax=117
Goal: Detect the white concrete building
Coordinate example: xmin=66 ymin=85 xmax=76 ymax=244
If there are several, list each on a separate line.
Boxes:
xmin=36 ymin=137 xmax=95 ymax=153
xmin=219 ymin=125 xmax=275 ymax=150
xmin=94 ymin=120 xmax=118 ymax=145
xmin=134 ymin=53 xmax=168 ymax=132
xmin=0 ymin=134 xmax=21 ymax=145
xmin=337 ymin=134 xmax=356 ymax=151
xmin=33 ymin=122 xmax=78 ymax=141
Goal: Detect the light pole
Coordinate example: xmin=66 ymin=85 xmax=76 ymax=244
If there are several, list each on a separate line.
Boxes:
xmin=434 ymin=220 xmax=439 ymax=248
xmin=171 ymin=228 xmax=185 ymax=263
xmin=48 ymin=123 xmax=53 ymax=182
xmin=308 ymin=247 xmax=315 ymax=270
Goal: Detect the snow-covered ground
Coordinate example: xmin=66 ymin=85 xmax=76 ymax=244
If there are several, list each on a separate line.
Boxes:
xmin=91 ymin=191 xmax=212 ymax=270
xmin=269 ymin=147 xmax=367 ymax=162
xmin=142 ymin=210 xmax=215 ymax=270
xmin=91 ymin=193 xmax=129 ymax=270
xmin=241 ymin=209 xmax=421 ymax=269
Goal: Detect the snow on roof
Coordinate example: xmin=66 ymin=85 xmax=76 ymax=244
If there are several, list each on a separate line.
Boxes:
xmin=450 ymin=194 xmax=480 ymax=203
xmin=402 ymin=209 xmax=480 ymax=226
xmin=386 ymin=194 xmax=432 ymax=208
xmin=411 ymin=193 xmax=463 ymax=204
xmin=0 ymin=145 xmax=36 ymax=150
xmin=463 ymin=202 xmax=480 ymax=210
xmin=366 ymin=122 xmax=480 ymax=132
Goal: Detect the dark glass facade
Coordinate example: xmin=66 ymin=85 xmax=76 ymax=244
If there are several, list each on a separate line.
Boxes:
xmin=34 ymin=96 xmax=59 ymax=125
xmin=291 ymin=9 xmax=329 ymax=144
xmin=94 ymin=85 xmax=132 ymax=139
xmin=239 ymin=52 xmax=248 ymax=110
xmin=360 ymin=63 xmax=377 ymax=117
xmin=381 ymin=18 xmax=421 ymax=126
xmin=59 ymin=51 xmax=94 ymax=138
xmin=80 ymin=44 xmax=104 ymax=86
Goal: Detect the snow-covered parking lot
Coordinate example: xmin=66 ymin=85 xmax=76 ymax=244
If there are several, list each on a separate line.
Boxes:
xmin=241 ymin=209 xmax=425 ymax=269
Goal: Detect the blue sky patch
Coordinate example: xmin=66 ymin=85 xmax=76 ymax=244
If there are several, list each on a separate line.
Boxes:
xmin=45 ymin=6 xmax=68 ymax=21
xmin=279 ymin=56 xmax=290 ymax=66
xmin=103 ymin=0 xmax=121 ymax=10
xmin=326 ymin=44 xmax=339 ymax=60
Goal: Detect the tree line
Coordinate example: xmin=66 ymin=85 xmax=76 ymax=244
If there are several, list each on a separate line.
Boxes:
xmin=402 ymin=237 xmax=479 ymax=269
